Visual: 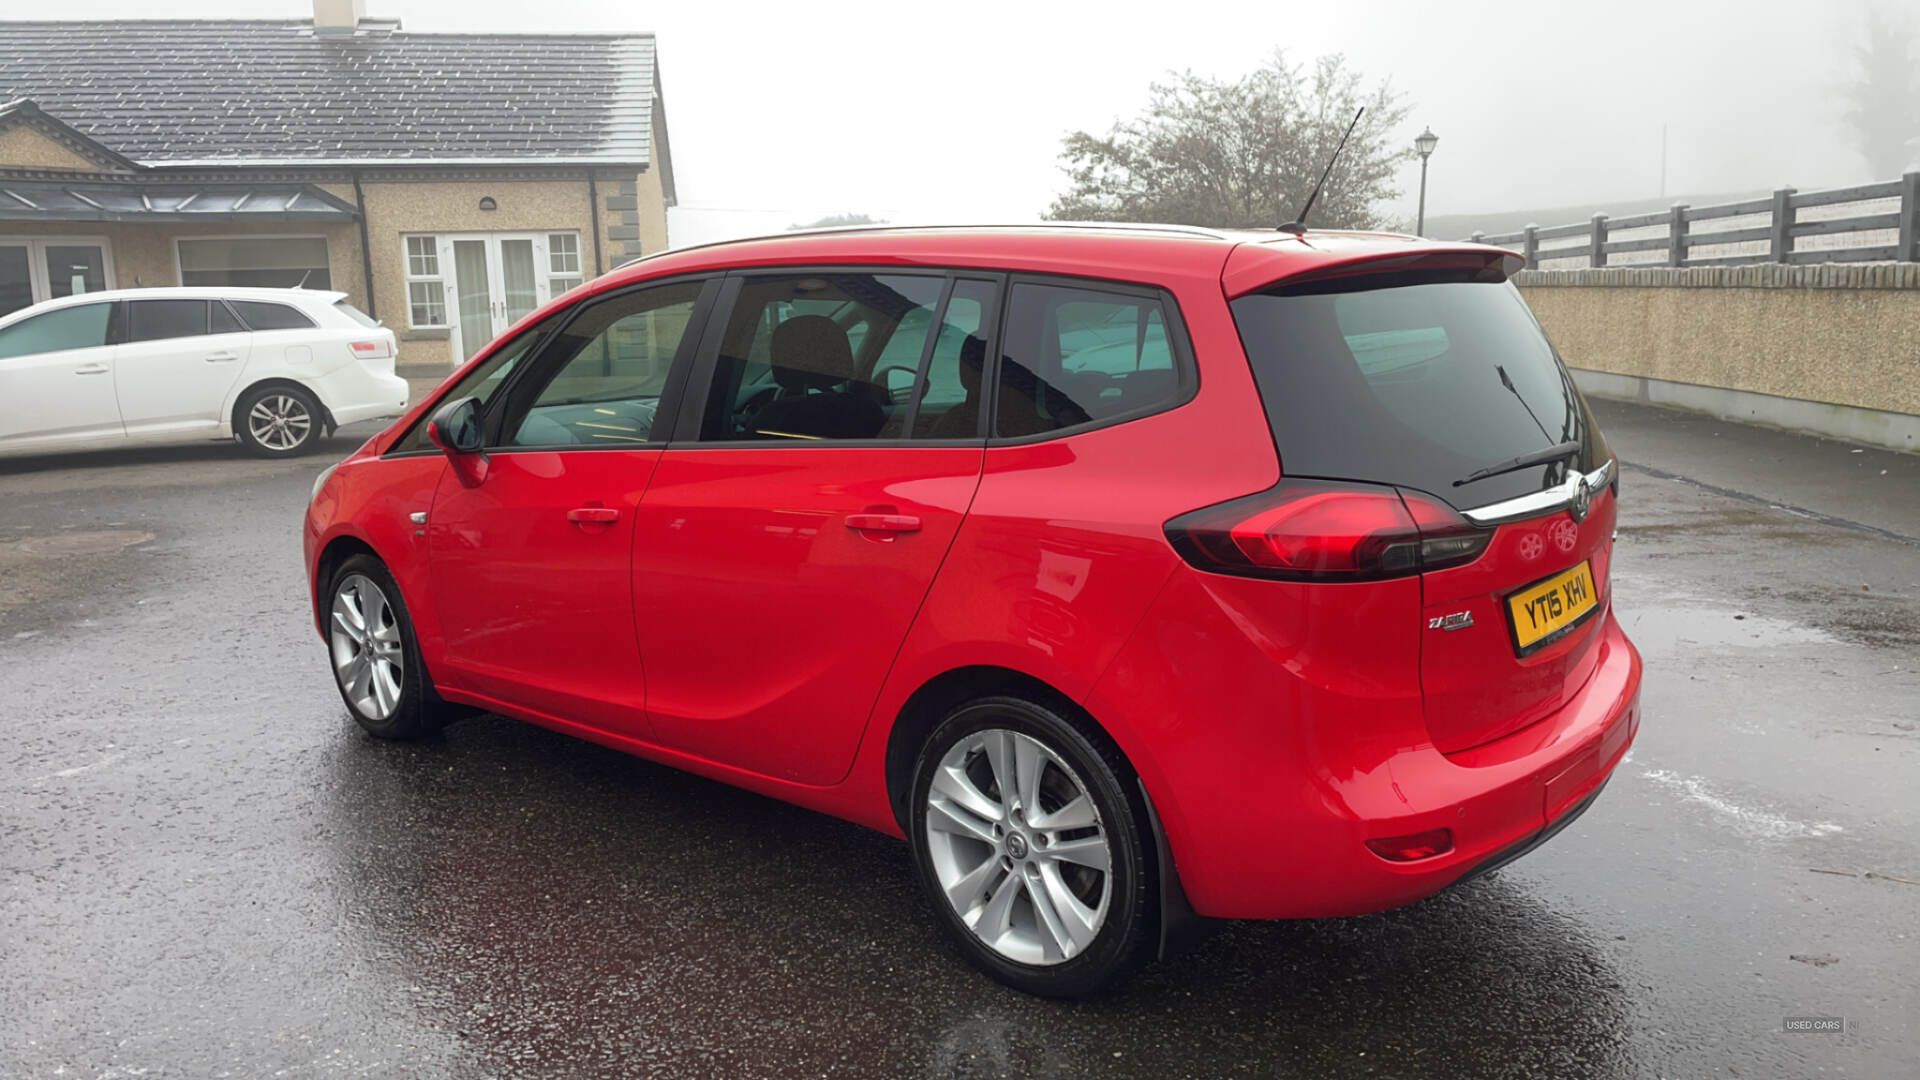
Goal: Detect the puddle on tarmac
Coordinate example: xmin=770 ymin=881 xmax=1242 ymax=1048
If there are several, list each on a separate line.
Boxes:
xmin=1619 ymin=604 xmax=1836 ymax=656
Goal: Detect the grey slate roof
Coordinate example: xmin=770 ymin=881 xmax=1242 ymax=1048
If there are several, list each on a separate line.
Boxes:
xmin=0 ymin=20 xmax=659 ymax=166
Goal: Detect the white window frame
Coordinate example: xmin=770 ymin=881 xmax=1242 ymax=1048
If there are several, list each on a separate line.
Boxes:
xmin=172 ymin=233 xmax=331 ymax=291
xmin=399 ymin=230 xmax=586 ymax=356
xmin=0 ymin=235 xmax=118 ymax=312
xmin=401 ymin=234 xmax=449 ymax=329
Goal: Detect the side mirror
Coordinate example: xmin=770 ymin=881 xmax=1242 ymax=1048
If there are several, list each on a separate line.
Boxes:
xmin=427 ymin=396 xmax=483 ymax=454
xmin=426 ymin=396 xmax=488 ymax=485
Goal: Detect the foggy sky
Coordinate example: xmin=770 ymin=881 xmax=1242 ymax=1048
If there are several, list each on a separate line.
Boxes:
xmin=22 ymin=0 xmax=1889 ymax=245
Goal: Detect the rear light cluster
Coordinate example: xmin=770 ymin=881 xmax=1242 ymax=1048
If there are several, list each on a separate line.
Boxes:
xmin=1165 ymin=480 xmax=1491 ymax=582
xmin=349 ymin=339 xmax=394 ymax=361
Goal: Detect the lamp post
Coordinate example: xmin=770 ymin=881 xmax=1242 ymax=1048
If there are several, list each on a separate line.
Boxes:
xmin=1414 ymin=127 xmax=1439 ymax=237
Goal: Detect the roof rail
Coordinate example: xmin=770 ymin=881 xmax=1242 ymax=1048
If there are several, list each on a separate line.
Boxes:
xmin=634 ymin=220 xmax=1235 ymax=264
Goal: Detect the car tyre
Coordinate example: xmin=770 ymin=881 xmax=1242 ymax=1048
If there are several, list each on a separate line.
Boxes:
xmin=909 ymin=695 xmax=1155 ymax=998
xmin=236 ymin=384 xmax=323 ymax=457
xmin=326 ymin=555 xmax=451 ymax=740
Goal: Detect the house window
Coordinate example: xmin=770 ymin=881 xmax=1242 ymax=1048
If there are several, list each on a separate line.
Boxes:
xmin=0 ymin=237 xmax=115 ymax=318
xmin=178 ymin=237 xmax=330 ymax=289
xmin=404 ymin=236 xmax=447 ymax=327
xmin=402 ymin=231 xmax=588 ymax=359
xmin=548 ymin=232 xmax=583 ymax=295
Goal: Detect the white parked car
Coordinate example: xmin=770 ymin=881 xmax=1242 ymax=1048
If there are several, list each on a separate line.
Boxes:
xmin=0 ymin=287 xmax=408 ymax=459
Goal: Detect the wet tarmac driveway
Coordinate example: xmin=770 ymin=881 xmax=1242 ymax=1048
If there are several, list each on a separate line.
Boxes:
xmin=2 ymin=400 xmax=1916 ymax=1078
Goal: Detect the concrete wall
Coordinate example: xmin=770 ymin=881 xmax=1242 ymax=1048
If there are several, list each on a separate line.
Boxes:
xmin=1517 ymin=264 xmax=1920 ymax=450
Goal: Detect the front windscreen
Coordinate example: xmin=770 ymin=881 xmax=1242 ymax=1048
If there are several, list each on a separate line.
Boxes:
xmin=1229 ymin=278 xmax=1608 ymax=509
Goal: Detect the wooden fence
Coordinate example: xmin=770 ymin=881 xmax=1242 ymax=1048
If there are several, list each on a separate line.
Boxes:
xmin=1470 ymin=174 xmax=1920 ymax=268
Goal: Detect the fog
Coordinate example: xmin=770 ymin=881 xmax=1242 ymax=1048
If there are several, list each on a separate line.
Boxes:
xmin=36 ymin=0 xmax=1900 ymax=244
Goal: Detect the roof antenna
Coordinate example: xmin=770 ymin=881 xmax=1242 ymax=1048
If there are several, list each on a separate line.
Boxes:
xmin=1279 ymin=107 xmax=1364 ymax=235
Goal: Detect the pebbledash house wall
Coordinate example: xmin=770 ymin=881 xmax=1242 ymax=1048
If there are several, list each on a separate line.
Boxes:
xmin=0 ymin=125 xmax=668 ymax=370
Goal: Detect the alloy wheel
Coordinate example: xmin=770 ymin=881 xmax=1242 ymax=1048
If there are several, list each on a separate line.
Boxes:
xmin=249 ymin=393 xmax=313 ymax=451
xmin=330 ymin=573 xmax=404 ymax=720
xmin=924 ymin=727 xmax=1112 ymax=965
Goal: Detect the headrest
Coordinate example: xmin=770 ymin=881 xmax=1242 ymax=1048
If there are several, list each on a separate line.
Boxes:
xmin=770 ymin=315 xmax=855 ymax=391
xmin=956 ymin=335 xmax=986 ymax=393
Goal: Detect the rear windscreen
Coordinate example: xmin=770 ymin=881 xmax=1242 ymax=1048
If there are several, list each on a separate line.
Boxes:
xmin=1229 ymin=279 xmax=1607 ymax=509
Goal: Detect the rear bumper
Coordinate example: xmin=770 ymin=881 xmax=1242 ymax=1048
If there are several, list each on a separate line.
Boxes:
xmin=1086 ymin=570 xmax=1642 ymax=920
xmin=312 ymin=368 xmax=410 ymax=427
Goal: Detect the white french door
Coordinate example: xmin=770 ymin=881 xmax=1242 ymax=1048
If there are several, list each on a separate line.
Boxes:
xmin=0 ymin=237 xmax=115 ymax=319
xmin=445 ymin=233 xmax=550 ymax=361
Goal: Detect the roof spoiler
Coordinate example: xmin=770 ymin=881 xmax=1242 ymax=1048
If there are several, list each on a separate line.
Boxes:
xmin=1223 ymin=246 xmax=1526 ymax=299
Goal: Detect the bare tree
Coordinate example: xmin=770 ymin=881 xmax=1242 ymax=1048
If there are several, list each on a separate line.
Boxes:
xmin=1046 ymin=53 xmax=1411 ymax=230
xmin=790 ymin=213 xmax=888 ymax=231
xmin=1843 ymin=8 xmax=1920 ymax=178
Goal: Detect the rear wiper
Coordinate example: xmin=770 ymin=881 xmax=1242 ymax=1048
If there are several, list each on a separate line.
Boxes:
xmin=1452 ymin=440 xmax=1582 ymax=487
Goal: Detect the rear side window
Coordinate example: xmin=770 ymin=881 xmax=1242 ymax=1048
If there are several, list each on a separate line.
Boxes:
xmin=333 ymin=300 xmax=381 ymax=328
xmin=993 ymin=283 xmax=1186 ymax=438
xmin=698 ymin=272 xmax=945 ymax=442
xmin=128 ymin=299 xmax=209 ymax=342
xmin=1229 ymin=279 xmax=1606 ymax=508
xmin=230 ymin=300 xmax=316 ymax=331
xmin=0 ymin=303 xmax=112 ymax=358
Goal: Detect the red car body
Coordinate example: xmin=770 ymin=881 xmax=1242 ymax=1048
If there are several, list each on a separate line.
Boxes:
xmin=306 ymin=225 xmax=1640 ymax=924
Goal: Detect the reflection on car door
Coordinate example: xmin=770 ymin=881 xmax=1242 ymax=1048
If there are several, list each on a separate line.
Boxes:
xmin=426 ymin=279 xmax=712 ymax=739
xmin=0 ymin=301 xmax=123 ymax=451
xmin=114 ymin=299 xmax=253 ymax=437
xmin=631 ymin=272 xmax=994 ymax=785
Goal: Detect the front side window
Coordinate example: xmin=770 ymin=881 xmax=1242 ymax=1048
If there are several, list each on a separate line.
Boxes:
xmin=388 ymin=311 xmax=567 ymax=453
xmin=496 ymin=280 xmax=704 ymax=447
xmin=230 ymin=300 xmax=316 ymax=332
xmin=0 ymin=302 xmax=112 ymax=359
xmin=993 ymin=283 xmax=1187 ymax=438
xmin=127 ymin=299 xmax=210 ymax=343
xmin=178 ymin=237 xmax=330 ymax=289
xmin=697 ymin=272 xmax=945 ymax=442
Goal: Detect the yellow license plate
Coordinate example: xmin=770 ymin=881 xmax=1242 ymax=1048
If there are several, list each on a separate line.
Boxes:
xmin=1505 ymin=561 xmax=1599 ymax=653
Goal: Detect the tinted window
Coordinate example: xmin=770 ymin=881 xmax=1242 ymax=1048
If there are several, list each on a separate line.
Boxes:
xmin=910 ymin=280 xmax=995 ymax=439
xmin=389 ymin=311 xmax=565 ymax=453
xmin=499 ymin=281 xmax=703 ymax=447
xmin=1229 ymin=279 xmax=1605 ymax=509
xmin=230 ymin=300 xmax=316 ymax=331
xmin=0 ymin=303 xmax=112 ymax=359
xmin=128 ymin=299 xmax=209 ymax=343
xmin=699 ymin=273 xmax=943 ymax=442
xmin=210 ymin=302 xmax=245 ymax=334
xmin=993 ymin=283 xmax=1186 ymax=438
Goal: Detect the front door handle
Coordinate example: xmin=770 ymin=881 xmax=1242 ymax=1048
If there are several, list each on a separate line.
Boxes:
xmin=846 ymin=512 xmax=921 ymax=533
xmin=74 ymin=364 xmax=109 ymax=375
xmin=204 ymin=352 xmax=240 ymax=363
xmin=567 ymin=507 xmax=620 ymax=524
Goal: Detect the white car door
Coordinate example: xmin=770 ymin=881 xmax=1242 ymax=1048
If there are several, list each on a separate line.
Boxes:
xmin=114 ymin=298 xmax=253 ymax=437
xmin=0 ymin=300 xmax=124 ymax=451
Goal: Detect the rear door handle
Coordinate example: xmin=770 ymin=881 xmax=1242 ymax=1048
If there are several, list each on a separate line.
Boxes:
xmin=203 ymin=352 xmax=239 ymax=363
xmin=846 ymin=513 xmax=921 ymax=533
xmin=567 ymin=507 xmax=620 ymax=524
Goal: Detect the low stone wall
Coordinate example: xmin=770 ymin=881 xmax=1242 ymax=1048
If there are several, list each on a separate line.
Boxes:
xmin=1516 ymin=265 xmax=1920 ymax=450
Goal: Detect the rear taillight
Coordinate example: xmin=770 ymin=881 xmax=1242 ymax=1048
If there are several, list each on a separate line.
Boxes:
xmin=349 ymin=339 xmax=393 ymax=361
xmin=1164 ymin=480 xmax=1491 ymax=582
